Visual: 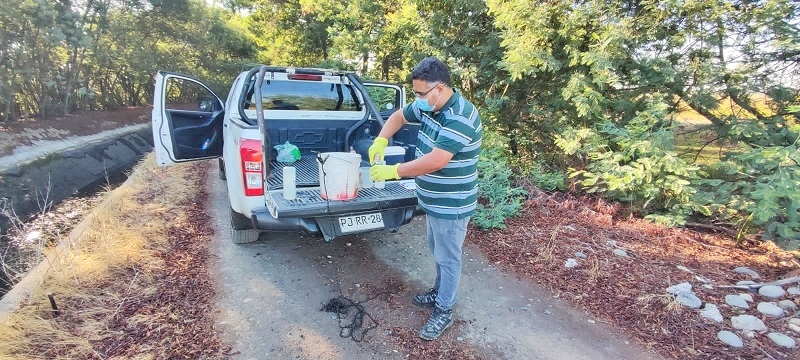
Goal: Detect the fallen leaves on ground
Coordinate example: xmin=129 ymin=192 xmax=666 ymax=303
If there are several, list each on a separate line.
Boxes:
xmin=470 ymin=186 xmax=800 ymax=359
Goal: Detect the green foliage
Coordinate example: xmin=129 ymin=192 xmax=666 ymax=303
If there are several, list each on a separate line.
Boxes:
xmin=555 ymin=97 xmax=699 ymax=217
xmin=693 ymin=138 xmax=800 ymax=249
xmin=486 ymin=0 xmax=800 ymax=247
xmin=527 ymin=162 xmax=566 ymax=192
xmin=473 ymin=131 xmax=528 ymax=229
xmin=0 ymin=0 xmax=257 ymax=120
xmin=2 ymin=0 xmax=798 ymax=247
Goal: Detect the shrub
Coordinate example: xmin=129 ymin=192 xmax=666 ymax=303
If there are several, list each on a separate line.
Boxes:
xmin=693 ymin=141 xmax=800 ymax=249
xmin=555 ymin=100 xmax=699 ymax=220
xmin=473 ymin=130 xmax=528 ymax=229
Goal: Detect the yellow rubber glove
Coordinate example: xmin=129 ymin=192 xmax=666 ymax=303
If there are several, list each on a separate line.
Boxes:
xmin=370 ymin=163 xmax=400 ymax=181
xmin=368 ymin=137 xmax=389 ymax=165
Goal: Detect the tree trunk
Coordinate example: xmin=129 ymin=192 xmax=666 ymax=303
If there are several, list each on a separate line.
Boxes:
xmin=381 ymin=55 xmax=390 ymax=81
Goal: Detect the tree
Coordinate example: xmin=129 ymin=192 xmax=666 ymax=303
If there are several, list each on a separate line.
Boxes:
xmin=487 ymin=0 xmax=800 ymax=245
xmin=0 ymin=0 xmax=258 ymax=118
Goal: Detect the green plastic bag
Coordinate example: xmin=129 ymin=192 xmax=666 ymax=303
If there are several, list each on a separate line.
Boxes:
xmin=274 ymin=141 xmax=301 ymax=163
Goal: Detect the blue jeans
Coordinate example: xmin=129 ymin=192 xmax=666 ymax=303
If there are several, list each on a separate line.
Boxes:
xmin=426 ymin=214 xmax=470 ymax=310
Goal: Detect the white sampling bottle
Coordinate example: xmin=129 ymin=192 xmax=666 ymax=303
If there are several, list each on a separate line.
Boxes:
xmin=283 ymin=166 xmax=296 ymax=200
xmin=373 ymin=154 xmax=385 ymax=189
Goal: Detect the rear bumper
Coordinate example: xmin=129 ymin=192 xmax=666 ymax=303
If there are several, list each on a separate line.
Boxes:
xmin=248 ymin=180 xmax=418 ymax=241
xmin=250 ymin=205 xmax=416 ymax=241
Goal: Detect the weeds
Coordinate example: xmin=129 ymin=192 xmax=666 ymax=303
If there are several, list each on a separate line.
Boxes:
xmin=0 ymin=154 xmax=215 ymax=359
xmin=0 ymin=174 xmax=55 ymax=292
xmin=538 ymin=225 xmax=561 ymax=263
xmin=635 ymin=293 xmax=682 ymax=313
xmin=586 ymin=256 xmax=601 ymax=284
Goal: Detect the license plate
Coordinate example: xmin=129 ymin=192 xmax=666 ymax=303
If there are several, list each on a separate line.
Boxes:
xmin=339 ymin=213 xmax=384 ymax=233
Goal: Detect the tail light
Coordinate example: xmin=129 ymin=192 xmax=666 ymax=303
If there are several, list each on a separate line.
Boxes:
xmin=240 ymin=139 xmax=264 ymax=196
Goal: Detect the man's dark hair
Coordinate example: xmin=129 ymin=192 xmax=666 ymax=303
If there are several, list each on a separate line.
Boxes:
xmin=411 ymin=57 xmax=452 ymax=87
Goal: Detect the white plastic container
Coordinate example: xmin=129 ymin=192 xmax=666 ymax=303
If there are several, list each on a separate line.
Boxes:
xmin=384 ymin=146 xmax=405 ymax=165
xmin=283 ymin=166 xmax=296 ymax=200
xmin=360 ymin=167 xmax=372 ymax=189
xmin=373 ymin=160 xmax=386 ymax=189
xmin=317 ymin=152 xmax=361 ymax=200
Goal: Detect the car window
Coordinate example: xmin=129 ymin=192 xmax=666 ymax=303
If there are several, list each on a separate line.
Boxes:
xmin=365 ymin=85 xmax=401 ymax=111
xmin=249 ymin=80 xmax=362 ymax=111
xmin=164 ymin=77 xmax=220 ymax=112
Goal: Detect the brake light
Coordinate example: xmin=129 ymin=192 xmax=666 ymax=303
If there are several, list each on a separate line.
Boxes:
xmin=288 ymin=74 xmax=322 ymax=81
xmin=240 ymin=139 xmax=264 ymax=196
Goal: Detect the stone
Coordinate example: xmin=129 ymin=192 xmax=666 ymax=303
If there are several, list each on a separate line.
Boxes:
xmin=787 ymin=286 xmax=800 ymax=296
xmin=789 ymin=324 xmax=800 ymax=335
xmin=757 ymin=302 xmax=785 ymax=317
xmin=778 ymin=299 xmax=797 ymax=311
xmin=667 ymin=282 xmax=693 ymax=295
xmin=574 ymin=251 xmax=587 ymax=259
xmin=736 ymin=280 xmax=757 ymax=286
xmin=759 ymin=285 xmax=786 ymax=299
xmin=676 ymin=292 xmax=702 ymax=309
xmin=731 ymin=315 xmax=767 ymax=332
xmin=694 ymin=275 xmax=711 ymax=283
xmin=725 ymin=294 xmax=750 ymax=309
xmin=703 ymin=284 xmax=714 ymax=290
xmin=739 ymin=293 xmax=753 ymax=302
xmin=677 ymin=265 xmax=694 ymax=274
xmin=613 ymin=248 xmax=628 ymax=257
xmin=564 ymin=258 xmax=579 ymax=268
xmin=767 ymin=332 xmax=797 ymax=348
xmin=742 ymin=330 xmax=756 ymax=339
xmin=25 ymin=230 xmax=42 ymax=243
xmin=700 ymin=303 xmax=723 ymax=323
xmin=788 ymin=318 xmax=800 ymax=327
xmin=734 ymin=266 xmax=760 ymax=279
xmin=717 ymin=330 xmax=743 ymax=348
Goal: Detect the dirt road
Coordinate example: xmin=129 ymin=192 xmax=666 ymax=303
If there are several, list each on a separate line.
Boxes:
xmin=205 ymin=167 xmax=660 ymax=359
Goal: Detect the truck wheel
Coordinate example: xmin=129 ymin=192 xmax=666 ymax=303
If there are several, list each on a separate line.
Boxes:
xmin=230 ymin=208 xmax=259 ymax=243
xmin=218 ymin=158 xmax=226 ymax=180
xmin=230 ymin=227 xmax=260 ymax=244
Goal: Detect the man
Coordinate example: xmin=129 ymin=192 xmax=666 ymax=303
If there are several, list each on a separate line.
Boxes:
xmin=369 ymin=56 xmax=482 ymax=341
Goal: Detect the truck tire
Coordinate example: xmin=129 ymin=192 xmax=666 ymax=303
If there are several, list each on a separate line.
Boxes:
xmin=218 ymin=158 xmax=226 ymax=180
xmin=230 ymin=227 xmax=260 ymax=244
xmin=230 ymin=208 xmax=259 ymax=243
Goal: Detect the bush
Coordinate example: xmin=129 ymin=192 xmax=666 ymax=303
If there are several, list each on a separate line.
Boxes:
xmin=473 ymin=130 xmax=528 ymax=229
xmin=555 ymin=100 xmax=699 ymax=220
xmin=693 ymin=142 xmax=800 ymax=249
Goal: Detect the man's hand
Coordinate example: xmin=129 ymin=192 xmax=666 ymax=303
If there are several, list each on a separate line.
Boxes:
xmin=370 ymin=163 xmax=400 ymax=181
xmin=368 ymin=137 xmax=389 ymax=165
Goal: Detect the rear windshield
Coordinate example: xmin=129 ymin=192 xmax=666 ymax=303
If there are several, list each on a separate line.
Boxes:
xmin=247 ymin=80 xmax=362 ymax=111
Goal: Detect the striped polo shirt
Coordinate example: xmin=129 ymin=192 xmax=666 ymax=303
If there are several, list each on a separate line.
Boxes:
xmin=402 ymin=89 xmax=482 ymax=219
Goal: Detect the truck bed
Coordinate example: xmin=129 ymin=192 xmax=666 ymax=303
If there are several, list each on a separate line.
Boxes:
xmin=265 ymin=154 xmax=418 ymax=218
xmin=266 ymin=155 xmax=323 ymax=189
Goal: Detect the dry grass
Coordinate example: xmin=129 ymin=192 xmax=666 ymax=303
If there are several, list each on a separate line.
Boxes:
xmin=0 ymin=154 xmax=219 ymax=359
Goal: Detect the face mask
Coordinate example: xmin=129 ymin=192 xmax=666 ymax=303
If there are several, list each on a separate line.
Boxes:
xmin=415 ymin=90 xmax=440 ymax=112
xmin=415 ymin=97 xmax=435 ymax=112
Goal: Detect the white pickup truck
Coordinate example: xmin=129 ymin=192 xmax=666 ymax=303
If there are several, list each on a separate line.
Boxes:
xmin=151 ymin=65 xmax=420 ymax=243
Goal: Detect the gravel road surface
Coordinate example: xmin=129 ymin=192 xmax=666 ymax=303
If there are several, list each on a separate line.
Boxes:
xmin=205 ymin=165 xmax=660 ymax=359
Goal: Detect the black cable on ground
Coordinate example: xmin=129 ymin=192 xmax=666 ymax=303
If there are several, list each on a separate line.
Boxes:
xmin=320 ymin=292 xmax=387 ymax=342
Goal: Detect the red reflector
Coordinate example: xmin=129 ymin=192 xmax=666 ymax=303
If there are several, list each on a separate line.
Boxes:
xmin=288 ymin=74 xmax=322 ymax=81
xmin=240 ymin=139 xmax=264 ymax=196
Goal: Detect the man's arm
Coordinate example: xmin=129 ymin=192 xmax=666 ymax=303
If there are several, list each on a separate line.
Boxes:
xmin=377 ymin=109 xmax=408 ymax=140
xmin=397 ymin=148 xmax=453 ymax=178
